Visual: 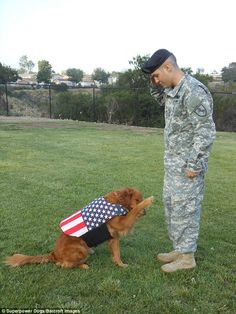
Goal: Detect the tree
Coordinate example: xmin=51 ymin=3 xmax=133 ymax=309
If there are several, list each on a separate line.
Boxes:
xmin=19 ymin=55 xmax=35 ymax=73
xmin=181 ymin=67 xmax=213 ymax=86
xmin=52 ymin=82 xmax=68 ymax=92
xmin=0 ymin=63 xmax=19 ymax=83
xmin=194 ymin=73 xmax=213 ymax=87
xmin=54 ymin=92 xmax=93 ymax=120
xmin=129 ymin=54 xmax=149 ymax=70
xmin=66 ymin=68 xmax=84 ymax=84
xmin=116 ymin=55 xmax=150 ymax=88
xmin=92 ymin=68 xmax=110 ymax=84
xmin=37 ymin=60 xmax=52 ymax=83
xmin=0 ymin=63 xmax=19 ymax=114
xmin=222 ymin=63 xmax=236 ymax=82
xmin=181 ymin=67 xmax=193 ymax=75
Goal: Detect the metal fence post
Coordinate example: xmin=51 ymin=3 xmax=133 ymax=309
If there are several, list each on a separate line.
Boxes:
xmin=49 ymin=83 xmax=52 ymax=118
xmin=92 ymin=86 xmax=96 ymax=121
xmin=5 ymin=83 xmax=9 ymax=115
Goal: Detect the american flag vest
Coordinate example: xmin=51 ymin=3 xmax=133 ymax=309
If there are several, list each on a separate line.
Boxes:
xmin=60 ymin=197 xmax=127 ymax=238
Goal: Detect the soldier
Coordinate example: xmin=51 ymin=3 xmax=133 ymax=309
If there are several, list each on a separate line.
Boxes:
xmin=142 ymin=49 xmax=216 ymax=272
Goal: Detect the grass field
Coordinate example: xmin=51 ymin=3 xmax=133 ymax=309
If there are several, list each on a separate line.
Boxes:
xmin=0 ymin=117 xmax=235 ymax=313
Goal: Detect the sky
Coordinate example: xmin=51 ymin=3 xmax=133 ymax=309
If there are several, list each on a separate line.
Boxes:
xmin=0 ymin=0 xmax=235 ymax=75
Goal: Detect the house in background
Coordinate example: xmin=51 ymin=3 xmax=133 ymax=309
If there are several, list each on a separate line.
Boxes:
xmin=17 ymin=73 xmax=37 ymax=85
xmin=80 ymin=74 xmax=95 ymax=87
xmin=108 ymin=71 xmax=119 ymax=85
xmin=51 ymin=74 xmax=76 ymax=87
xmin=209 ymin=71 xmax=224 ymax=89
xmin=14 ymin=71 xmax=121 ymax=87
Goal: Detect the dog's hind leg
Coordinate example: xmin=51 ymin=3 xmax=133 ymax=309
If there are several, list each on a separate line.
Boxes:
xmin=56 ymin=257 xmax=89 ymax=269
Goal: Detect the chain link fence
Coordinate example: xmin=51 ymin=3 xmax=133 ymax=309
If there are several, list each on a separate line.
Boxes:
xmin=0 ymin=83 xmax=236 ymax=131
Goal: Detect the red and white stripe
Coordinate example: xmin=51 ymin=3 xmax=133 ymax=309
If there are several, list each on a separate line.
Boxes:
xmin=60 ymin=210 xmax=88 ymax=237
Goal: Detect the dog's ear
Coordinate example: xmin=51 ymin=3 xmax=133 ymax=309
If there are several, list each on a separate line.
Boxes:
xmin=119 ymin=188 xmax=133 ymax=200
xmin=125 ymin=187 xmax=134 ymax=196
xmin=116 ymin=188 xmax=135 ymax=209
xmin=104 ymin=188 xmax=137 ymax=210
xmin=104 ymin=191 xmax=120 ymax=203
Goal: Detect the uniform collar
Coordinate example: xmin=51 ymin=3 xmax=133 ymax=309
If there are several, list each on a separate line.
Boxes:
xmin=165 ymin=74 xmax=187 ymax=98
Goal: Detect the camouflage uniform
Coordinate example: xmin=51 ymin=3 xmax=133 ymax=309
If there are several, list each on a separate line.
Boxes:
xmin=151 ymin=74 xmax=216 ymax=253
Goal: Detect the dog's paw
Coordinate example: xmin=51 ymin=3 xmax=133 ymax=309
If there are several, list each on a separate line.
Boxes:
xmin=148 ymin=196 xmax=154 ymax=203
xmin=143 ymin=196 xmax=154 ymax=207
xmin=79 ymin=263 xmax=89 ymax=270
xmin=117 ymin=263 xmax=128 ymax=268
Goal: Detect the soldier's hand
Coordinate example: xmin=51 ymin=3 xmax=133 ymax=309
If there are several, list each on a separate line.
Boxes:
xmin=186 ymin=170 xmax=199 ymax=178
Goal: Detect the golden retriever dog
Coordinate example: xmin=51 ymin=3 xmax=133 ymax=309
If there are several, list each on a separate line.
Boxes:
xmin=5 ymin=187 xmax=153 ymax=269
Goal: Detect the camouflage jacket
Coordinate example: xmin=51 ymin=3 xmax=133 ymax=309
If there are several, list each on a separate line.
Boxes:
xmin=151 ymin=74 xmax=216 ymax=173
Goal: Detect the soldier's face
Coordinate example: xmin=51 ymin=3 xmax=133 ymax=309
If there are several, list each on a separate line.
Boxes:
xmin=151 ymin=66 xmax=172 ymax=88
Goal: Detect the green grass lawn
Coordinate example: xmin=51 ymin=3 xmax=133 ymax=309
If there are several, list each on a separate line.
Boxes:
xmin=0 ymin=118 xmax=235 ymax=313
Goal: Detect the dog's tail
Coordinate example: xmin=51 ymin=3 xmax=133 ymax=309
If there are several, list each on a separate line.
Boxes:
xmin=4 ymin=252 xmax=55 ymax=267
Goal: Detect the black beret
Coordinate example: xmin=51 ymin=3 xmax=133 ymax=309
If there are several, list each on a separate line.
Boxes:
xmin=142 ymin=49 xmax=173 ymax=74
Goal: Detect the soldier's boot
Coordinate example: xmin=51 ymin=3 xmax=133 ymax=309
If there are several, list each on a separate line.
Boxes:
xmin=156 ymin=251 xmax=181 ymax=263
xmin=160 ymin=253 xmax=196 ymax=273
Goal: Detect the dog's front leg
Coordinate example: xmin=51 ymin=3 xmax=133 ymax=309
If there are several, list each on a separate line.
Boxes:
xmin=124 ymin=196 xmax=154 ymax=227
xmin=107 ymin=196 xmax=154 ymax=235
xmin=108 ymin=238 xmax=128 ymax=268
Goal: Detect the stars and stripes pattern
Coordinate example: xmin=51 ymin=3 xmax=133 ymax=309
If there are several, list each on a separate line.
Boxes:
xmin=60 ymin=197 xmax=127 ymax=237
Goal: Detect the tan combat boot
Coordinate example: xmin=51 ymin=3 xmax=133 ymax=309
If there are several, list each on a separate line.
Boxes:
xmin=160 ymin=253 xmax=196 ymax=273
xmin=156 ymin=251 xmax=181 ymax=263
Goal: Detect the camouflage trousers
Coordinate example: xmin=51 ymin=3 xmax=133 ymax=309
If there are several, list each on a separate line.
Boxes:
xmin=163 ymin=160 xmax=205 ymax=253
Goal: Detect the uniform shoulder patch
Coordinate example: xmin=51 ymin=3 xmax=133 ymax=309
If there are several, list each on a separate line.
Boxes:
xmin=194 ymin=104 xmax=208 ymax=117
